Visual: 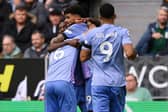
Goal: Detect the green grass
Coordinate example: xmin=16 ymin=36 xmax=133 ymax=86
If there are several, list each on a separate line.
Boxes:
xmin=0 ymin=101 xmax=81 ymax=112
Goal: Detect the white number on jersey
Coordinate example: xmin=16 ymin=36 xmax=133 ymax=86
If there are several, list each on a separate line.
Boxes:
xmin=99 ymin=41 xmax=113 ymax=62
xmin=54 ymin=48 xmax=64 ymax=61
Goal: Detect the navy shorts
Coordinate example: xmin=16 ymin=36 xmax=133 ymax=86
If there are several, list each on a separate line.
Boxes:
xmin=92 ymin=86 xmax=126 ymax=112
xmin=74 ymin=85 xmax=87 ymax=112
xmin=45 ymin=81 xmax=77 ymax=112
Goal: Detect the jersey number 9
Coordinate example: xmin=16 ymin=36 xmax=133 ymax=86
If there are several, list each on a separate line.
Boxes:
xmin=99 ymin=41 xmax=113 ymax=62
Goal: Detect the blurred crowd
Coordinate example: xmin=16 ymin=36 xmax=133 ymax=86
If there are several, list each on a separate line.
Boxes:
xmin=0 ymin=0 xmax=168 ymax=59
xmin=0 ymin=0 xmax=90 ymax=59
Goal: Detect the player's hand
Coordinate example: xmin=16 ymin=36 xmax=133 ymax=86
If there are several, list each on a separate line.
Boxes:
xmin=152 ymin=32 xmax=163 ymax=39
xmin=74 ymin=18 xmax=88 ymax=23
xmin=64 ymin=39 xmax=80 ymax=48
xmin=47 ymin=44 xmax=53 ymax=52
xmin=48 ymin=38 xmax=58 ymax=52
xmin=50 ymin=37 xmax=58 ymax=44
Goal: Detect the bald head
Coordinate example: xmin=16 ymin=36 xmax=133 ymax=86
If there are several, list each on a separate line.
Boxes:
xmin=2 ymin=35 xmax=16 ymax=54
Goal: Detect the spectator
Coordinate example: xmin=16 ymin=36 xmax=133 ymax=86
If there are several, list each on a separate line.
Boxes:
xmin=0 ymin=0 xmax=12 ymax=28
xmin=136 ymin=6 xmax=168 ymax=56
xmin=0 ymin=0 xmax=12 ymax=52
xmin=24 ymin=31 xmax=48 ymax=58
xmin=38 ymin=84 xmax=45 ymax=101
xmin=77 ymin=0 xmax=89 ymax=17
xmin=2 ymin=4 xmax=36 ymax=52
xmin=44 ymin=0 xmax=53 ymax=9
xmin=47 ymin=0 xmax=78 ymax=11
xmin=38 ymin=0 xmax=44 ymax=3
xmin=42 ymin=6 xmax=62 ymax=43
xmin=10 ymin=0 xmax=22 ymax=11
xmin=126 ymin=73 xmax=152 ymax=101
xmin=162 ymin=0 xmax=168 ymax=7
xmin=23 ymin=0 xmax=48 ymax=29
xmin=0 ymin=35 xmax=22 ymax=59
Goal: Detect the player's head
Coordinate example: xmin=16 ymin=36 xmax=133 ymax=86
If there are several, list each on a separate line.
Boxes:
xmin=126 ymin=73 xmax=138 ymax=92
xmin=64 ymin=5 xmax=86 ymax=24
xmin=99 ymin=3 xmax=116 ymax=22
xmin=87 ymin=18 xmax=101 ymax=29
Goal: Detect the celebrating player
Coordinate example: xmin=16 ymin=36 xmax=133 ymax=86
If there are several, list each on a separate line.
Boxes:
xmin=80 ymin=3 xmax=136 ymax=112
xmin=45 ymin=5 xmax=87 ymax=112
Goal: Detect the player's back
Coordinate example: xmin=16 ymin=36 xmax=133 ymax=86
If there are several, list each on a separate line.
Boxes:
xmin=47 ymin=45 xmax=78 ymax=83
xmin=88 ymin=24 xmax=131 ymax=87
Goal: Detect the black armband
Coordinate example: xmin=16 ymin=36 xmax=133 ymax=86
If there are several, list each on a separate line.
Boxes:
xmin=81 ymin=42 xmax=91 ymax=49
xmin=62 ymin=33 xmax=68 ymax=40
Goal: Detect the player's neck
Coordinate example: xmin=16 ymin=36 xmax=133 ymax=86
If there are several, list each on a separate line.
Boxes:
xmin=101 ymin=18 xmax=114 ymax=25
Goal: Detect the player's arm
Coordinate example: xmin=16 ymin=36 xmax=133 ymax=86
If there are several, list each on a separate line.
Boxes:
xmin=47 ymin=27 xmax=79 ymax=52
xmin=48 ymin=38 xmax=80 ymax=52
xmin=80 ymin=42 xmax=92 ymax=62
xmin=80 ymin=28 xmax=95 ymax=62
xmin=50 ymin=34 xmax=66 ymax=44
xmin=122 ymin=29 xmax=136 ymax=60
xmin=123 ymin=44 xmax=136 ymax=60
xmin=80 ymin=48 xmax=91 ymax=62
xmin=47 ymin=34 xmax=65 ymax=52
xmin=48 ymin=23 xmax=85 ymax=52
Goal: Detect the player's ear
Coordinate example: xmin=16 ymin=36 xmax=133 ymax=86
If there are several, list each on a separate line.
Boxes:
xmin=99 ymin=16 xmax=104 ymax=24
xmin=113 ymin=14 xmax=117 ymax=19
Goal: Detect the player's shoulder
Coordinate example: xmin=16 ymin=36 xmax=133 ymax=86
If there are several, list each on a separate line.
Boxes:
xmin=86 ymin=27 xmax=100 ymax=36
xmin=58 ymin=45 xmax=77 ymax=51
xmin=67 ymin=24 xmax=78 ymax=30
xmin=68 ymin=23 xmax=88 ymax=33
xmin=115 ymin=25 xmax=129 ymax=33
xmin=114 ymin=25 xmax=130 ymax=37
xmin=65 ymin=23 xmax=87 ymax=36
xmin=70 ymin=23 xmax=87 ymax=29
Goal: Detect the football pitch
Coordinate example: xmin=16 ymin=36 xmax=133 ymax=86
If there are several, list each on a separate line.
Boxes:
xmin=0 ymin=101 xmax=81 ymax=112
xmin=0 ymin=101 xmax=168 ymax=112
